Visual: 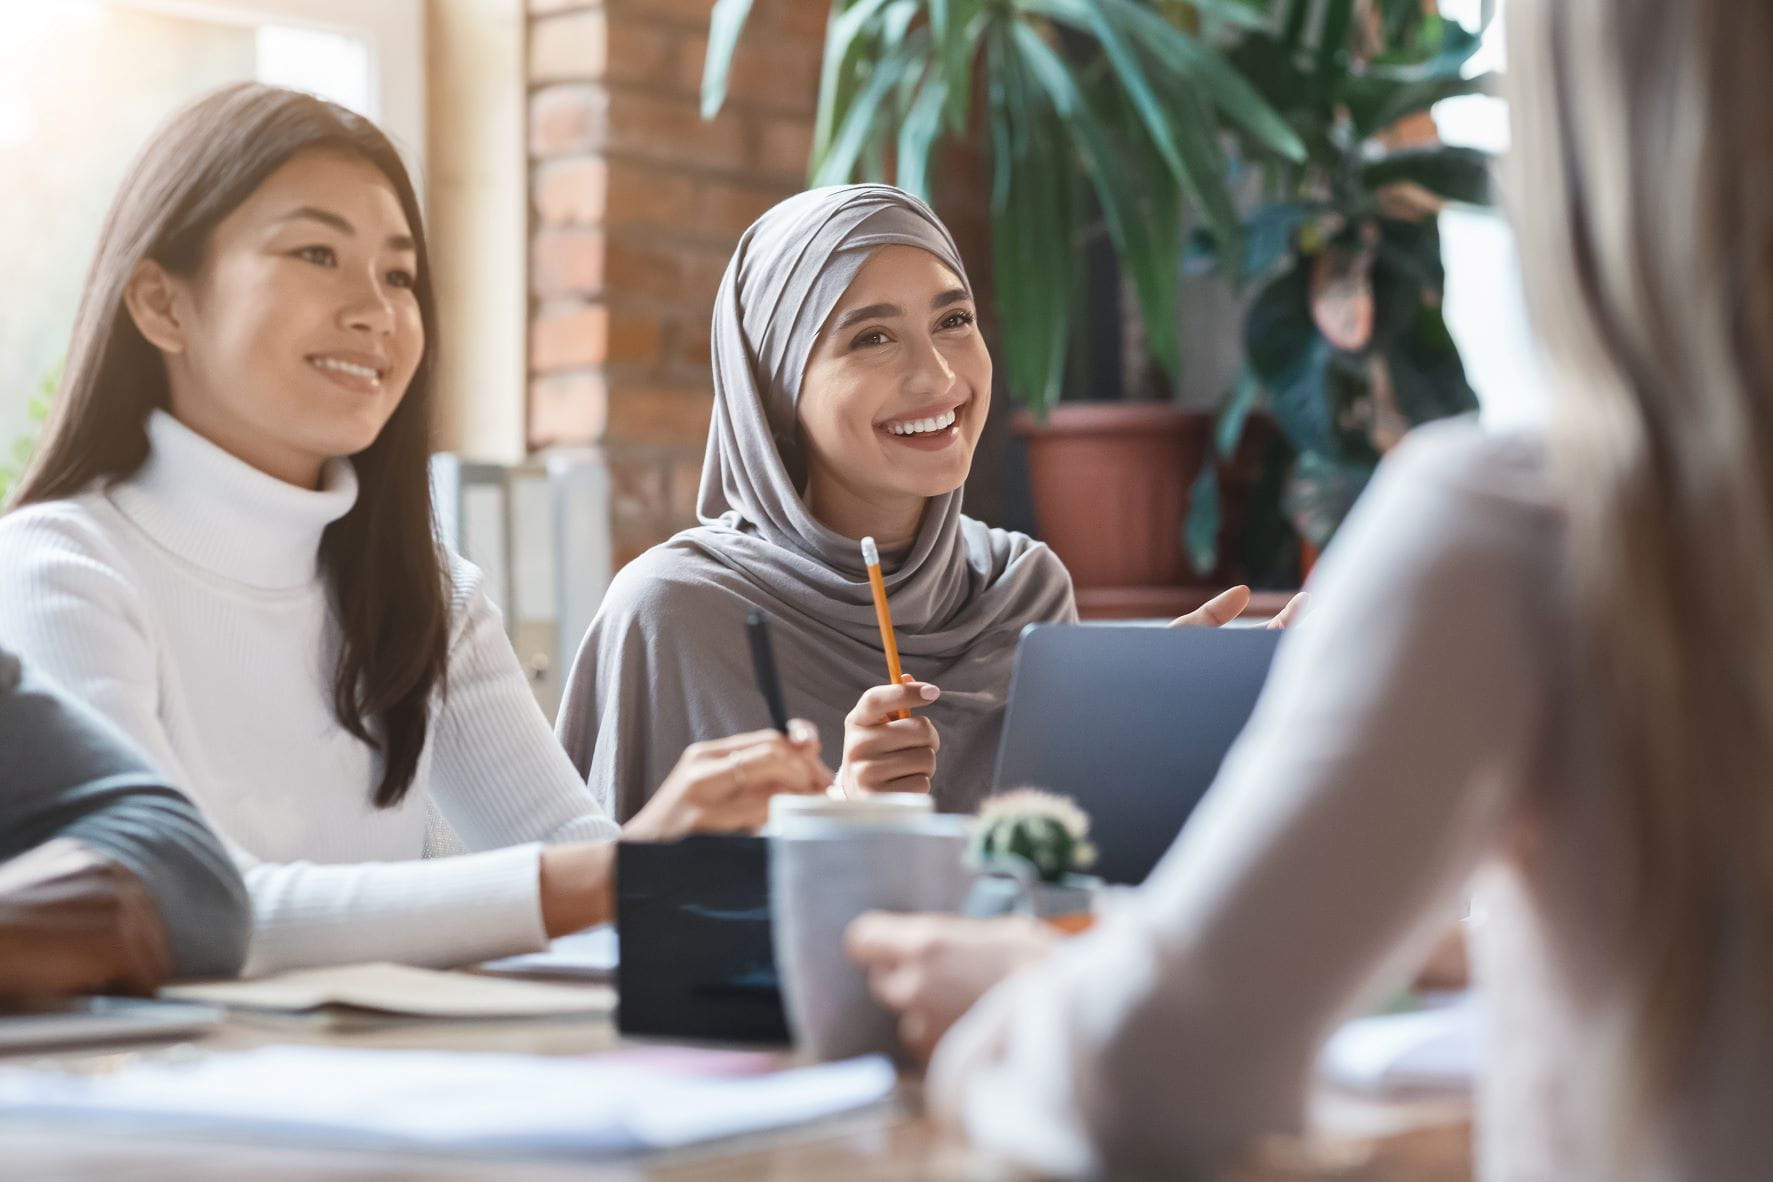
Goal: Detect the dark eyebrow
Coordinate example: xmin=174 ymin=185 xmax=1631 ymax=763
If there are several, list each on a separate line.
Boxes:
xmin=932 ymin=288 xmax=970 ymax=309
xmin=832 ymin=302 xmax=903 ymax=333
xmin=275 ymin=206 xmax=415 ymax=252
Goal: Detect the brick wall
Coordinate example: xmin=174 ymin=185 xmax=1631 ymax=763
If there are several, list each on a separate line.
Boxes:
xmin=526 ymin=0 xmax=824 ymax=568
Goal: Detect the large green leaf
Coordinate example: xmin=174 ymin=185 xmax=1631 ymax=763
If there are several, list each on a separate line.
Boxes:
xmin=1312 ymin=0 xmax=1355 ymax=98
xmin=811 ymin=0 xmax=901 ymax=166
xmin=1279 ymin=0 xmax=1310 ymax=47
xmin=1283 ymin=451 xmax=1374 ymax=547
xmin=1345 ymin=71 xmax=1496 ymax=140
xmin=1107 ymin=0 xmax=1305 ymax=162
xmin=1185 ymin=462 xmax=1222 ymax=576
xmin=1369 ymin=13 xmax=1485 ymax=80
xmin=1165 ymin=77 xmax=1243 ymax=271
xmin=987 ymin=21 xmax=1079 ymax=414
xmin=1383 ymin=303 xmax=1479 ymax=424
xmin=1362 ymin=145 xmax=1494 ymax=206
xmin=1012 ymin=22 xmax=1180 ymax=377
xmin=1245 ymin=263 xmax=1338 ymax=456
xmin=896 ymin=64 xmax=949 ymax=198
xmin=881 ymin=0 xmax=919 ymax=50
xmin=1371 ymin=215 xmax=1447 ymax=306
xmin=1187 ymin=203 xmax=1322 ymax=287
xmin=1226 ymin=32 xmax=1325 ymax=163
xmin=1020 ymin=0 xmax=1197 ymax=220
xmin=1377 ymin=0 xmax=1423 ymax=45
xmin=699 ymin=0 xmax=758 ymax=119
xmin=1215 ymin=367 xmax=1262 ymax=458
xmin=814 ymin=27 xmax=933 ymax=185
xmin=930 ymin=0 xmax=985 ymax=133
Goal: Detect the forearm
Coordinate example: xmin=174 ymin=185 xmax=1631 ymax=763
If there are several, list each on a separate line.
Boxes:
xmin=0 ymin=837 xmax=173 ymax=997
xmin=238 ymin=844 xmax=555 ymax=975
xmin=57 ymin=781 xmax=249 ymax=979
xmin=538 ymin=841 xmax=616 ymax=937
xmin=0 ymin=650 xmax=249 ymax=980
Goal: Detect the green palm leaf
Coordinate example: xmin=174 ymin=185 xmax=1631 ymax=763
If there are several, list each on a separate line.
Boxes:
xmin=699 ymin=0 xmax=758 ymax=119
xmin=1107 ymin=0 xmax=1305 ymax=162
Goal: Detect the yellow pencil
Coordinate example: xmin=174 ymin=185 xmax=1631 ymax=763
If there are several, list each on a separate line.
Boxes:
xmin=861 ymin=536 xmax=910 ymax=720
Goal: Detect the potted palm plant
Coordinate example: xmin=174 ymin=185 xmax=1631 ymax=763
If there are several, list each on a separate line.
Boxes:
xmin=703 ymin=0 xmax=1302 ymax=601
xmin=1183 ymin=2 xmax=1497 ymax=582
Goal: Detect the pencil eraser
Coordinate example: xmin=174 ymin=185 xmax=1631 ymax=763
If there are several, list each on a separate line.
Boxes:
xmin=860 ymin=536 xmax=879 ymax=566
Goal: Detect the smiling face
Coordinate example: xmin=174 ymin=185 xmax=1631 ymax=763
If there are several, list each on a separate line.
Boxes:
xmin=796 ymin=244 xmax=991 ymax=540
xmin=125 ymin=149 xmax=425 ymax=488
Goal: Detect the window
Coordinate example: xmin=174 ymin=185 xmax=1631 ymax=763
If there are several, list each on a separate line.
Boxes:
xmin=1434 ymin=0 xmax=1545 ymax=431
xmin=0 ymin=0 xmax=421 ymax=478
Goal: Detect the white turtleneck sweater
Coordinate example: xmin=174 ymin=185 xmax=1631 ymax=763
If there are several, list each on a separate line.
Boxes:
xmin=0 ymin=411 xmax=619 ymax=975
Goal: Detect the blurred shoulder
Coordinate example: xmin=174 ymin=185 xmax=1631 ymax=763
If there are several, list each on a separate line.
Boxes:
xmin=1382 ymin=417 xmax=1557 ymax=517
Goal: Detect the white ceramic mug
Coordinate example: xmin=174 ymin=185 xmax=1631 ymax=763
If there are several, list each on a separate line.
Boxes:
xmin=767 ymin=795 xmax=973 ymax=1061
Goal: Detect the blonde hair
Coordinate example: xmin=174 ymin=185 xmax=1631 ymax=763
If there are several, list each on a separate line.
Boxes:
xmin=1508 ymin=0 xmax=1773 ymax=1127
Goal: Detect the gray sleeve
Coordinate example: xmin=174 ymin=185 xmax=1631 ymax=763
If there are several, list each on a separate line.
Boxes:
xmin=0 ymin=648 xmax=249 ymax=979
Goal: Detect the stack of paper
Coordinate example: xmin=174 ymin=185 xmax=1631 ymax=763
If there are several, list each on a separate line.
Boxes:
xmin=1316 ymin=992 xmax=1480 ymax=1097
xmin=0 ymin=1045 xmax=896 ymax=1156
xmin=163 ymin=962 xmax=611 ymax=1018
xmin=478 ymin=924 xmax=619 ymax=978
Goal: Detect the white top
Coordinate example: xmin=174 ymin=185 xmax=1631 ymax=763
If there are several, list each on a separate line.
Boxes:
xmin=930 ymin=421 xmax=1772 ymax=1180
xmin=0 ymin=411 xmax=619 ymax=975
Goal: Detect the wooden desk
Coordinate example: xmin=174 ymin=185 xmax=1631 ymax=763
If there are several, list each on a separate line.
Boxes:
xmin=0 ymin=984 xmax=1470 ymax=1180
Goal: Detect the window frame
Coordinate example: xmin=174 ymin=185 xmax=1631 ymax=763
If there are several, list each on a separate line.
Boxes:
xmin=99 ymin=0 xmax=426 ymax=179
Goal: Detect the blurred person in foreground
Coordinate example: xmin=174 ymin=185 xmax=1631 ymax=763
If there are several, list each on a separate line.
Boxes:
xmin=0 ymin=645 xmax=248 ymax=994
xmin=848 ymin=2 xmax=1773 ymax=1177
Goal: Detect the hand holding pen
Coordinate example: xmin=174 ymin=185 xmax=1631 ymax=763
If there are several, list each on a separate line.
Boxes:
xmin=837 ymin=537 xmax=943 ymax=797
xmin=621 ymin=611 xmax=833 ymax=841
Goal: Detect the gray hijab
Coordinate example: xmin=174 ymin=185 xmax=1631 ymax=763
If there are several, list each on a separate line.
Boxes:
xmin=557 ymin=185 xmax=1075 ymax=817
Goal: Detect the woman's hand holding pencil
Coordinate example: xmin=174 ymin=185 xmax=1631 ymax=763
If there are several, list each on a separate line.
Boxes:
xmin=839 ymin=677 xmax=942 ymax=796
xmin=843 ymin=535 xmax=942 ymax=796
xmin=626 ymin=723 xmax=834 ymax=841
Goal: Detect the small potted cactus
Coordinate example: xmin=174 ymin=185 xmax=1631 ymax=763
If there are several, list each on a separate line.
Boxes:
xmin=964 ymin=789 xmax=1104 ymax=932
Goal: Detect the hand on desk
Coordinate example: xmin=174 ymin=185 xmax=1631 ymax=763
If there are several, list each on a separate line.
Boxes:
xmin=839 ymin=677 xmax=942 ymax=796
xmin=1169 ymin=585 xmax=1310 ymax=630
xmin=545 ymin=724 xmax=833 ymax=937
xmin=0 ymin=837 xmax=172 ymax=997
xmin=845 ymin=913 xmax=1059 ymax=1061
xmin=626 ymin=720 xmax=834 ymax=841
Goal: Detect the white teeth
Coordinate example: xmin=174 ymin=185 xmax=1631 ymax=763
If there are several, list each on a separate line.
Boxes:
xmin=887 ymin=408 xmax=957 ymax=436
xmin=311 ymin=357 xmax=381 ymax=382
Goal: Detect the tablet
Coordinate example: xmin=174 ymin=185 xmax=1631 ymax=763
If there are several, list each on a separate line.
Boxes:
xmin=991 ymin=624 xmax=1284 ymax=885
xmin=0 ymin=996 xmax=222 ymax=1053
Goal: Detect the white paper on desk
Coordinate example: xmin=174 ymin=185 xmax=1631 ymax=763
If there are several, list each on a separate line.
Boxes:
xmin=162 ymin=963 xmax=611 ymax=1018
xmin=0 ymin=1046 xmax=896 ymax=1157
xmin=1317 ymin=992 xmax=1481 ymax=1097
xmin=478 ymin=924 xmax=618 ymax=977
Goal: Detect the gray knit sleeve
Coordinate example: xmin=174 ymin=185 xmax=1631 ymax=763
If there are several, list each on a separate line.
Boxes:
xmin=0 ymin=647 xmax=249 ymax=979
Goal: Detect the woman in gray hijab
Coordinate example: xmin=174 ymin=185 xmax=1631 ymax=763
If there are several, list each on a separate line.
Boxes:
xmin=557 ymin=185 xmax=1277 ymax=818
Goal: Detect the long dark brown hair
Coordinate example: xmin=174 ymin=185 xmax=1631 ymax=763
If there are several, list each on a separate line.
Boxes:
xmin=10 ymin=82 xmax=448 ymax=808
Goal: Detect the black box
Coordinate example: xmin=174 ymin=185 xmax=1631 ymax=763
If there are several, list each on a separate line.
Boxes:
xmin=615 ymin=835 xmax=789 ymax=1044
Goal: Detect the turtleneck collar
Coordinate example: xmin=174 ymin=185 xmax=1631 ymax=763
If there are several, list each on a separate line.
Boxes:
xmin=109 ymin=410 xmax=359 ymax=591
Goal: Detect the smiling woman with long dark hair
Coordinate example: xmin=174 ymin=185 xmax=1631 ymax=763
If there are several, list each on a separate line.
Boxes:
xmin=0 ymin=83 xmax=829 ymax=975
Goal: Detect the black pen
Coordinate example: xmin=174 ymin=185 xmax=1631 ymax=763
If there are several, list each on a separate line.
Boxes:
xmin=745 ymin=609 xmax=790 ymax=734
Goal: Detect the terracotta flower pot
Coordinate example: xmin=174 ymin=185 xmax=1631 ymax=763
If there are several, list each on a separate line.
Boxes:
xmin=1013 ymin=403 xmax=1209 ymax=591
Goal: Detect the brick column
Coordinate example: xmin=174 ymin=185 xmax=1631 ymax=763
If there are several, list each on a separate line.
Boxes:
xmin=526 ymin=0 xmax=823 ymax=568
